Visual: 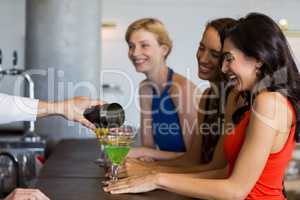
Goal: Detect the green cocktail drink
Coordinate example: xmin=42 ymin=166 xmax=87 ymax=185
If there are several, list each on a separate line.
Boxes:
xmin=104 ymin=145 xmax=130 ymax=165
xmin=107 ymin=126 xmax=135 ymax=181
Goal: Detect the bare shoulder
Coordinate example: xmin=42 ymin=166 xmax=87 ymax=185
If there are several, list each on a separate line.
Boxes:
xmin=170 ymin=72 xmax=198 ymax=95
xmin=138 ymin=79 xmax=153 ymax=107
xmin=139 ymin=79 xmax=153 ymax=95
xmin=252 ymin=91 xmax=293 ymax=130
xmin=169 ymin=72 xmax=200 ymax=115
xmin=253 ymin=91 xmax=290 ymax=113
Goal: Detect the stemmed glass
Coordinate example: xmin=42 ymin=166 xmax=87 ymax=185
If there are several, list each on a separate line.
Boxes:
xmin=94 ymin=128 xmax=110 ymax=168
xmin=103 ymin=125 xmax=136 ymax=182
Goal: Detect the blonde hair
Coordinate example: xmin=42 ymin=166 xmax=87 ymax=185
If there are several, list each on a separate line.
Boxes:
xmin=125 ymin=18 xmax=173 ymax=59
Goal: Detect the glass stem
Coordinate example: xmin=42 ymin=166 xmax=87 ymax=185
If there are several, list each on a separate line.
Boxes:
xmin=100 ymin=144 xmax=105 ymax=159
xmin=111 ymin=164 xmax=119 ymax=182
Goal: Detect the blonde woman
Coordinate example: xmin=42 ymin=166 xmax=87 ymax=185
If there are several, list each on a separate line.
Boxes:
xmin=126 ymin=18 xmax=199 ymax=160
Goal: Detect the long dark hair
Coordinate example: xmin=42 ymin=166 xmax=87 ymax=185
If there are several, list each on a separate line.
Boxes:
xmin=222 ymin=13 xmax=300 ymax=142
xmin=200 ymin=18 xmax=238 ymax=164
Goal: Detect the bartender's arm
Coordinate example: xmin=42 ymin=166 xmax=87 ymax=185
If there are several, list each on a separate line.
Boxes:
xmin=1 ymin=93 xmax=103 ymax=200
xmin=37 ymin=96 xmax=103 ymax=130
xmin=0 ymin=93 xmax=103 ymax=130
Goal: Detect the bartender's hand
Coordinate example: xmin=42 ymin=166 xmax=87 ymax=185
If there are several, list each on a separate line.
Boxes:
xmin=38 ymin=96 xmax=105 ymax=131
xmin=55 ymin=96 xmax=105 ymax=131
xmin=5 ymin=188 xmax=50 ymax=200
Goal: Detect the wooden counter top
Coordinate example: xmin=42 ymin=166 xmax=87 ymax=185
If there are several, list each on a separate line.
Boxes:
xmin=35 ymin=139 xmax=193 ymax=200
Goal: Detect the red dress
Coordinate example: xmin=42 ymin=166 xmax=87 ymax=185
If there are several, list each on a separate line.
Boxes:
xmin=224 ymin=100 xmax=296 ymax=200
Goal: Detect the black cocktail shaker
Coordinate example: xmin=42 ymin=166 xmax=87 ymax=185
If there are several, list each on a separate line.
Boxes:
xmin=83 ymin=103 xmax=125 ymax=128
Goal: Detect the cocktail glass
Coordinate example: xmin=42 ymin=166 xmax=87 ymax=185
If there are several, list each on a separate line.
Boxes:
xmin=103 ymin=126 xmax=136 ymax=182
xmin=94 ymin=128 xmax=110 ymax=168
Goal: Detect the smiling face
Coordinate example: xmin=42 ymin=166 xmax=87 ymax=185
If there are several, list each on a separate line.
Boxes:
xmin=222 ymin=38 xmax=262 ymax=91
xmin=127 ymin=29 xmax=169 ymax=73
xmin=196 ymin=27 xmax=222 ymax=81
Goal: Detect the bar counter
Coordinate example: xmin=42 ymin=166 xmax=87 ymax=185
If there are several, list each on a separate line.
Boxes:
xmin=35 ymin=139 xmax=194 ymax=200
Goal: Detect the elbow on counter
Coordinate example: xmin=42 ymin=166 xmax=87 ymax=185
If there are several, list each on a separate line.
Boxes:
xmin=217 ymin=190 xmax=247 ymax=200
xmin=230 ymin=190 xmax=248 ymax=200
xmin=197 ymin=189 xmax=248 ymax=200
xmin=194 ymin=182 xmax=249 ymax=200
xmin=219 ymin=180 xmax=249 ymax=200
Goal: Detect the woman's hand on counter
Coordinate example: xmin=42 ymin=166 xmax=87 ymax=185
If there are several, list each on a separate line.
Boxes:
xmin=127 ymin=147 xmax=147 ymax=158
xmin=127 ymin=147 xmax=156 ymax=162
xmin=103 ymin=173 xmax=159 ymax=194
xmin=117 ymin=158 xmax=157 ymax=178
xmin=37 ymin=96 xmax=105 ymax=131
xmin=5 ymin=188 xmax=50 ymax=200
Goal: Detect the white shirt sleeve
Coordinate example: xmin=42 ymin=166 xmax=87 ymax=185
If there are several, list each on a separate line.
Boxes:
xmin=0 ymin=93 xmax=39 ymax=124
